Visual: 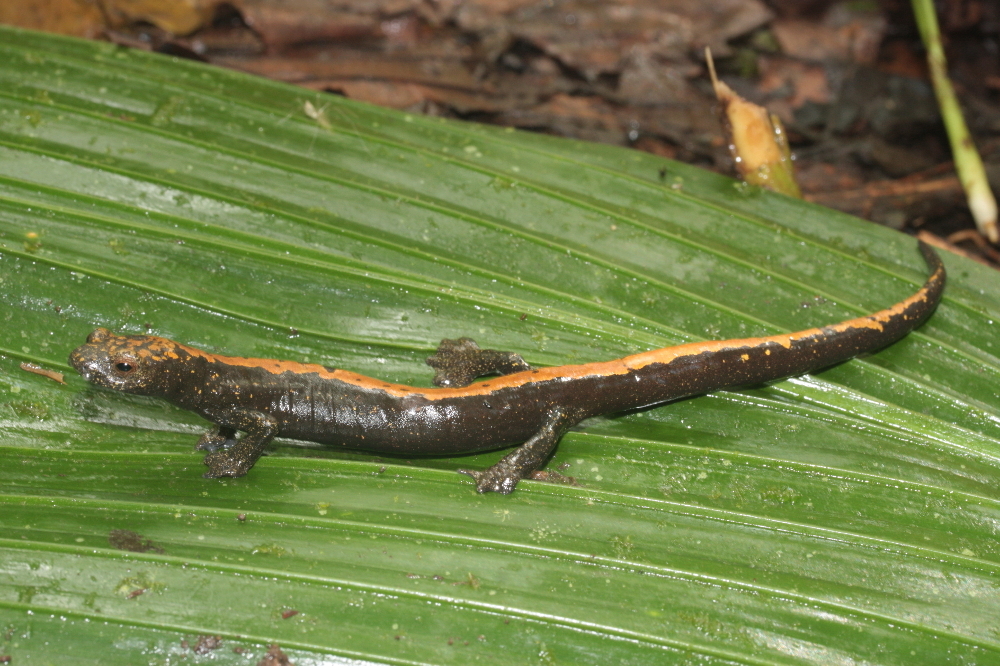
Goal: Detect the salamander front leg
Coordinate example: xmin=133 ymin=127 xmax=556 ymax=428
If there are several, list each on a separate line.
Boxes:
xmin=200 ymin=408 xmax=278 ymax=478
xmin=195 ymin=425 xmax=238 ymax=452
xmin=459 ymin=407 xmax=580 ymax=494
xmin=426 ymin=337 xmax=531 ymax=387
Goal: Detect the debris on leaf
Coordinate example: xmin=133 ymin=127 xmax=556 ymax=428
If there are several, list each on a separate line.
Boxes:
xmin=303 ymin=100 xmax=331 ymax=130
xmin=19 ymin=362 xmax=65 ymax=384
xmin=23 ymin=232 xmax=41 ymax=252
xmin=108 ymin=529 xmax=164 ymax=554
xmin=193 ymin=635 xmax=223 ymax=654
xmin=257 ymin=644 xmax=293 ymax=666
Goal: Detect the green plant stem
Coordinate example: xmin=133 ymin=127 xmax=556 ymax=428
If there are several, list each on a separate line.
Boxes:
xmin=912 ymin=0 xmax=998 ymax=242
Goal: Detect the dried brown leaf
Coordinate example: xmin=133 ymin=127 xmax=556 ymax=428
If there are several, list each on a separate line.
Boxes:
xmin=102 ymin=0 xmax=216 ymax=35
xmin=0 ymin=0 xmax=106 ymax=38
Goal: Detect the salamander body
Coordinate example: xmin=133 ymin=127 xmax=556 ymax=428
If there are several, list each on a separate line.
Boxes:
xmin=70 ymin=242 xmax=945 ymax=493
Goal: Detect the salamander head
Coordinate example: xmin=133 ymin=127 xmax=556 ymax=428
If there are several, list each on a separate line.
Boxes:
xmin=70 ymin=328 xmax=188 ymax=395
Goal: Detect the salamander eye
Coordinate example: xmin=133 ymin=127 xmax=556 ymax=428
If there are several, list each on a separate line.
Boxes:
xmin=114 ymin=361 xmax=135 ymax=374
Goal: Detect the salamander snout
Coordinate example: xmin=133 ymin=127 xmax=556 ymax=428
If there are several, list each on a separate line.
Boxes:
xmin=69 ymin=348 xmax=95 ymax=382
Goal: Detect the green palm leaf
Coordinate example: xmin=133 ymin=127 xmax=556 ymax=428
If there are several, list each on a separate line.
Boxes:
xmin=1 ymin=26 xmax=998 ymax=665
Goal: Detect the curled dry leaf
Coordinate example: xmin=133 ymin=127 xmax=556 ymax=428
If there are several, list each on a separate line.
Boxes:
xmin=706 ymin=48 xmax=801 ymax=198
xmin=102 ymin=0 xmax=217 ymax=35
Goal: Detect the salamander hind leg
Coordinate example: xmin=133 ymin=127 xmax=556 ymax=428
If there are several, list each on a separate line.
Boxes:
xmin=426 ymin=337 xmax=531 ymax=387
xmin=458 ymin=407 xmax=581 ymax=494
xmin=200 ymin=408 xmax=278 ymax=478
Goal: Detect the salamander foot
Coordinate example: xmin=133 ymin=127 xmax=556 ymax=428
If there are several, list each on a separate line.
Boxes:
xmin=426 ymin=337 xmax=530 ymax=387
xmin=198 ymin=409 xmax=276 ymax=479
xmin=458 ymin=466 xmax=580 ymax=493
xmin=458 ymin=464 xmax=521 ymax=494
xmin=458 ymin=407 xmax=582 ymax=494
xmin=203 ymin=450 xmax=254 ymax=478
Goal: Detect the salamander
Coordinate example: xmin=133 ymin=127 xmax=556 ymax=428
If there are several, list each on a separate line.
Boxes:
xmin=70 ymin=242 xmax=945 ymax=494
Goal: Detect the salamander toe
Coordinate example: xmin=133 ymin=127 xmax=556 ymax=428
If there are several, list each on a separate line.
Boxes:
xmin=458 ymin=465 xmax=521 ymax=494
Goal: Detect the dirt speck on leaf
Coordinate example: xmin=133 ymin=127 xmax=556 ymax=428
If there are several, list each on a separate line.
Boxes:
xmin=108 ymin=529 xmax=164 ymax=554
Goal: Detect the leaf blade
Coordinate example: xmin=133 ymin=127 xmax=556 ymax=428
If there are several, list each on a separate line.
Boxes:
xmin=1 ymin=25 xmax=999 ymax=665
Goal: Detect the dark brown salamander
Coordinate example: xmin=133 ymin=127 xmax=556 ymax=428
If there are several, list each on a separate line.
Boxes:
xmin=70 ymin=242 xmax=945 ymax=494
